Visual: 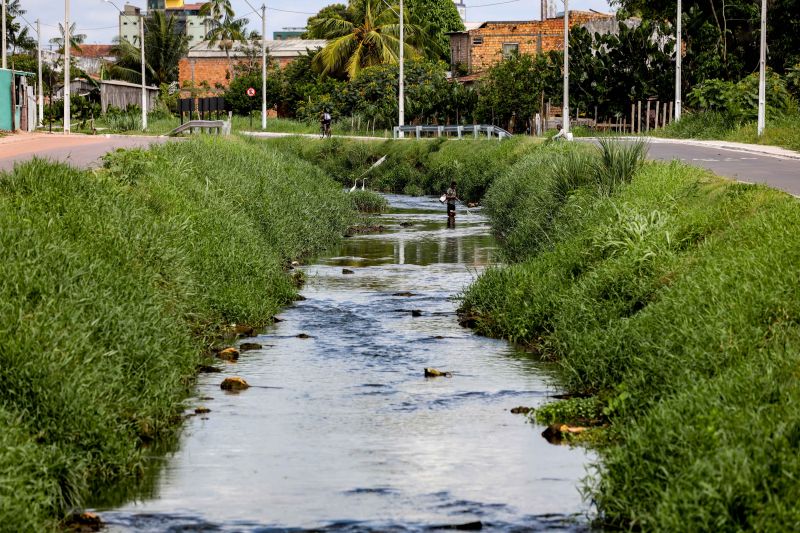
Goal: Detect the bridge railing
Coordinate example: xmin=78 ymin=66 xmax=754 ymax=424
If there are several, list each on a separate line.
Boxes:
xmin=392 ymin=124 xmax=513 ymax=140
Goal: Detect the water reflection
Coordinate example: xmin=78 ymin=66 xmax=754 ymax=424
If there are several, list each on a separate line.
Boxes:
xmin=96 ymin=194 xmax=594 ymax=532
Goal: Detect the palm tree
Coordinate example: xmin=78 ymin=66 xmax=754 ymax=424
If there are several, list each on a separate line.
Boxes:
xmin=49 ymin=22 xmax=87 ymax=54
xmin=207 ymin=16 xmax=249 ymax=79
xmin=310 ymin=0 xmax=424 ymax=79
xmin=106 ymin=11 xmax=188 ymax=86
xmin=199 ymin=0 xmax=234 ymax=23
xmin=5 ymin=0 xmax=35 ymax=55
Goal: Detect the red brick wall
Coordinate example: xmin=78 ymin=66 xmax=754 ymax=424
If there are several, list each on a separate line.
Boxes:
xmin=178 ymin=56 xmax=297 ymax=88
xmin=456 ymin=13 xmax=612 ymax=74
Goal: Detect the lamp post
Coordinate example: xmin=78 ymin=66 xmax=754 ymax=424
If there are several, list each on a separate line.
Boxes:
xmin=562 ymin=0 xmax=569 ymax=133
xmin=757 ymin=0 xmax=766 ymax=136
xmin=674 ymin=0 xmax=682 ymax=122
xmin=261 ymin=3 xmax=266 ymax=130
xmin=2 ymin=0 xmax=7 ymax=69
xmin=104 ymin=0 xmax=147 ymax=131
xmin=398 ymin=0 xmax=404 ymax=136
xmin=64 ymin=0 xmax=70 ymax=134
xmin=37 ymin=19 xmax=43 ymax=126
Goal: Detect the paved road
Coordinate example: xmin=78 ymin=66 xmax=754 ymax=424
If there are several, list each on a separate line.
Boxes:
xmin=1 ymin=133 xmax=797 ymax=197
xmin=643 ymin=140 xmax=800 ymax=197
xmin=0 ymin=134 xmax=172 ymax=172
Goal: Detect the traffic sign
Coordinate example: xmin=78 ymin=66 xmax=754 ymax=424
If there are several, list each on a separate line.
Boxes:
xmin=246 ymin=87 xmax=256 ymax=97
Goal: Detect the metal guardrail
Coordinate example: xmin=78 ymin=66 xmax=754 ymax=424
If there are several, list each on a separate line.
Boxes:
xmin=165 ymin=119 xmax=231 ymax=137
xmin=392 ymin=124 xmax=513 ymax=140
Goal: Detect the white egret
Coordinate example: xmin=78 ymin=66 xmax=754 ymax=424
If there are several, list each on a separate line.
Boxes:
xmin=349 ymin=178 xmax=358 ymax=192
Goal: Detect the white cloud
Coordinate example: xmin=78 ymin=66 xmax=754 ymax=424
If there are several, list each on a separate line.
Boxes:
xmin=21 ymin=0 xmax=613 ymax=46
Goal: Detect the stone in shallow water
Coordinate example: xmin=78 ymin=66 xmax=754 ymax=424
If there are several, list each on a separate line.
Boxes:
xmin=297 ymin=333 xmax=312 ymax=339
xmin=65 ymin=511 xmax=102 ymax=532
xmin=411 ymin=310 xmax=423 ymax=317
xmin=342 ymin=268 xmax=355 ymax=275
xmin=198 ymin=365 xmax=222 ymax=373
xmin=233 ymin=324 xmax=255 ymax=337
xmin=239 ymin=342 xmax=263 ymax=352
xmin=220 ymin=377 xmax=250 ymax=391
xmin=216 ymin=347 xmax=240 ymax=362
xmin=195 ymin=407 xmax=211 ymax=414
xmin=424 ymin=368 xmax=453 ymax=378
xmin=393 ymin=291 xmax=416 ymax=297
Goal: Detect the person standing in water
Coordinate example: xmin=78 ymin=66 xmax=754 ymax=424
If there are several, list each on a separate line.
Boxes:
xmin=445 ymin=181 xmax=459 ymax=226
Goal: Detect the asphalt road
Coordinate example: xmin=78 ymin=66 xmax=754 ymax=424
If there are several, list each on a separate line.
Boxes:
xmin=1 ymin=133 xmax=797 ymax=197
xmin=0 ymin=134 xmax=172 ymax=172
xmin=642 ymin=140 xmax=800 ymax=197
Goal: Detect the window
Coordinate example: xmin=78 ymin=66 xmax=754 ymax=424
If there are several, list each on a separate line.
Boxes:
xmin=502 ymin=43 xmax=519 ymax=57
xmin=472 ymin=36 xmax=483 ymax=45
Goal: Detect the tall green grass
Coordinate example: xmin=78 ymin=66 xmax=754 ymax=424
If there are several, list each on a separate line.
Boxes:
xmin=264 ymin=136 xmax=540 ymax=202
xmin=461 ymin=140 xmax=800 ymax=530
xmin=657 ymin=111 xmax=800 ymax=152
xmin=0 ymin=137 xmax=352 ymax=530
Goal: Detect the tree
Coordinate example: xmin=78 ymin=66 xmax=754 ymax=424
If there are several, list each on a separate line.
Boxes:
xmin=207 ymin=15 xmax=249 ymax=80
xmin=477 ymin=52 xmax=560 ymax=132
xmin=4 ymin=0 xmax=35 ymax=55
xmin=106 ymin=11 xmax=188 ymax=86
xmin=611 ymin=0 xmax=800 ymax=82
xmin=304 ymin=4 xmax=351 ymax=38
xmin=224 ymin=68 xmax=283 ymax=115
xmin=309 ymin=0 xmax=427 ymax=79
xmin=49 ymin=22 xmax=86 ymax=54
xmin=406 ymin=0 xmax=464 ymax=61
xmin=199 ymin=0 xmax=234 ymax=22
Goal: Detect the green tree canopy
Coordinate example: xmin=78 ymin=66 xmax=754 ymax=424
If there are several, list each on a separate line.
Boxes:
xmin=307 ymin=0 xmax=430 ymax=78
xmin=407 ymin=0 xmax=464 ymax=61
xmin=611 ymin=0 xmax=800 ymax=82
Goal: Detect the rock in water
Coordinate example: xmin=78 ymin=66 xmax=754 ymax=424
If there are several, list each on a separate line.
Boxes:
xmin=233 ymin=324 xmax=255 ymax=337
xmin=65 ymin=511 xmax=102 ymax=532
xmin=195 ymin=407 xmax=211 ymax=414
xmin=220 ymin=377 xmax=250 ymax=391
xmin=424 ymin=368 xmax=453 ymax=378
xmin=392 ymin=291 xmax=415 ymax=297
xmin=216 ymin=347 xmax=240 ymax=362
xmin=510 ymin=406 xmax=533 ymax=415
xmin=542 ymin=423 xmax=589 ymax=444
xmin=198 ymin=365 xmax=222 ymax=373
xmin=411 ymin=310 xmax=423 ymax=317
xmin=239 ymin=342 xmax=263 ymax=352
xmin=342 ymin=268 xmax=355 ymax=275
xmin=297 ymin=333 xmax=312 ymax=339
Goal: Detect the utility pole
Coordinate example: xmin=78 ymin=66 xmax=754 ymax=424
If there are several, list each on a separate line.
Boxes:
xmin=140 ymin=15 xmax=147 ymax=130
xmin=398 ymin=0 xmax=404 ymax=136
xmin=2 ymin=0 xmax=7 ymax=70
xmin=562 ymin=0 xmax=569 ymax=133
xmin=674 ymin=0 xmax=682 ymax=121
xmin=261 ymin=3 xmax=267 ymax=130
xmin=37 ymin=19 xmax=43 ymax=126
xmin=64 ymin=0 xmax=71 ymax=134
xmin=757 ymin=0 xmax=767 ymax=136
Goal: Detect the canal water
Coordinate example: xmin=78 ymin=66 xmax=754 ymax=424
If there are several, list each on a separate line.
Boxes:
xmin=98 ymin=195 xmax=594 ymax=532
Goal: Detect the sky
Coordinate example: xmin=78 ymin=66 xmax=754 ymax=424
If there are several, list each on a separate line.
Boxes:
xmin=21 ymin=0 xmax=613 ymax=47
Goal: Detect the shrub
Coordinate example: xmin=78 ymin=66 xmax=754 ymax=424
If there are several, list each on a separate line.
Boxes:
xmin=349 ymin=190 xmax=389 ymax=213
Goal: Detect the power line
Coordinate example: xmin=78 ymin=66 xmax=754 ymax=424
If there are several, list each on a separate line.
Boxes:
xmin=470 ymin=0 xmax=521 ymax=7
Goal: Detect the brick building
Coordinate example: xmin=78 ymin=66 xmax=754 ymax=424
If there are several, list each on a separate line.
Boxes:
xmin=178 ymin=39 xmax=327 ymax=89
xmin=449 ymin=11 xmax=614 ymax=74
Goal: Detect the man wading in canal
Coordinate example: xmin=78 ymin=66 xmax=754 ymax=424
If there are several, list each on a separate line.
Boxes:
xmin=442 ymin=181 xmax=459 ymax=228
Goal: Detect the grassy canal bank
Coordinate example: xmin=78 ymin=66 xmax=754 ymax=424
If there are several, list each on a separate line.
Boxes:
xmin=458 ymin=140 xmax=800 ymax=530
xmin=0 ymin=137 xmax=353 ymax=530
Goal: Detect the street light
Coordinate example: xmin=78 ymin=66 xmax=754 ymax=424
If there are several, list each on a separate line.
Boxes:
xmin=103 ymin=0 xmax=147 ymax=131
xmin=757 ymin=0 xmax=766 ymax=136
xmin=2 ymin=0 xmax=7 ymax=70
xmin=37 ymin=19 xmax=44 ymax=126
xmin=562 ymin=0 xmax=569 ymax=133
xmin=262 ymin=4 xmax=266 ymax=130
xmin=399 ymin=0 xmax=404 ymax=135
xmin=675 ymin=0 xmax=682 ymax=122
xmin=64 ymin=0 xmax=70 ymax=133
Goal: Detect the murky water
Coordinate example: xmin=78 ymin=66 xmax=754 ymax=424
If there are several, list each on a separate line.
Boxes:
xmin=97 ymin=195 xmax=594 ymax=532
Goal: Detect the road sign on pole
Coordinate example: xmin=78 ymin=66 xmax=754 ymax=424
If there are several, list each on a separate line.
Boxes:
xmin=246 ymin=87 xmax=256 ymax=97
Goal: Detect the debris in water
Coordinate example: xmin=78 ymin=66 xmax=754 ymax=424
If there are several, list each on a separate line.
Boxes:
xmin=195 ymin=407 xmax=211 ymax=414
xmin=510 ymin=406 xmax=533 ymax=415
xmin=342 ymin=268 xmax=355 ymax=275
xmin=411 ymin=310 xmax=423 ymax=317
xmin=65 ymin=511 xmax=102 ymax=532
xmin=424 ymin=368 xmax=453 ymax=378
xmin=239 ymin=342 xmax=263 ymax=351
xmin=542 ymin=423 xmax=589 ymax=444
xmin=297 ymin=333 xmax=312 ymax=339
xmin=220 ymin=377 xmax=250 ymax=391
xmin=393 ymin=291 xmax=416 ymax=297
xmin=216 ymin=347 xmax=240 ymax=362
xmin=233 ymin=324 xmax=255 ymax=337
xmin=198 ymin=365 xmax=222 ymax=373
xmin=427 ymin=520 xmax=483 ymax=530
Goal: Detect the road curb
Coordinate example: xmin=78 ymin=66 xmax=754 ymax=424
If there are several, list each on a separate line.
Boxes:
xmin=581 ymin=136 xmax=800 ymax=161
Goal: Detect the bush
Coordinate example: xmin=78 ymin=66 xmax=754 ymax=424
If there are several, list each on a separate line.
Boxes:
xmin=0 ymin=137 xmax=353 ymax=529
xmin=349 ymin=190 xmax=389 ymax=213
xmin=460 ymin=144 xmax=800 ymax=529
